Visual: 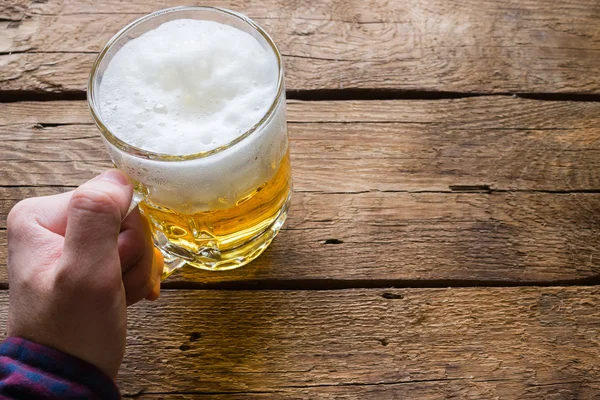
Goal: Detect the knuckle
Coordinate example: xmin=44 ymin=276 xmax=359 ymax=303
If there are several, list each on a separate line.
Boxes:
xmin=7 ymin=199 xmax=38 ymax=244
xmin=89 ymin=278 xmax=122 ymax=298
xmin=7 ymin=198 xmax=36 ymax=232
xmin=70 ymin=187 xmax=122 ymax=217
xmin=51 ymin=266 xmax=79 ymax=295
xmin=52 ymin=266 xmax=73 ymax=290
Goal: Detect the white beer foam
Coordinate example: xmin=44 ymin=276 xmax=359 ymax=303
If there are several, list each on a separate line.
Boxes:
xmin=99 ymin=19 xmax=279 ymax=155
xmin=98 ymin=18 xmax=287 ymax=211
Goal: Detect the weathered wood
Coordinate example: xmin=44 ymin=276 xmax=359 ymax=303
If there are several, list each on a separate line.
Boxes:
xmin=52 ymin=288 xmax=600 ymax=396
xmin=0 ymin=186 xmax=68 ymax=227
xmin=1 ymin=0 xmax=599 ymax=93
xmin=2 ymin=97 xmax=600 ymax=191
xmin=2 ymin=97 xmax=600 ymax=284
xmin=131 ymin=385 xmax=600 ymax=400
xmin=2 ymin=188 xmax=600 ymax=285
xmin=2 ymin=3 xmax=598 ymax=399
xmin=0 ymin=287 xmax=597 ymax=398
xmin=3 ymin=97 xmax=599 ymax=128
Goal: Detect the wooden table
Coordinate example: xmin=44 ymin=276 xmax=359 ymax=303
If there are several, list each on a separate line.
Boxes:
xmin=2 ymin=1 xmax=600 ymax=398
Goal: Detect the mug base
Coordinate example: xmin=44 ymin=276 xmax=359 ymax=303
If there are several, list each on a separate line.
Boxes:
xmin=158 ymin=193 xmax=290 ymax=280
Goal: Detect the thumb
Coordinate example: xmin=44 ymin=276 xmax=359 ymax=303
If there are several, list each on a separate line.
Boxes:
xmin=60 ymin=169 xmax=133 ymax=278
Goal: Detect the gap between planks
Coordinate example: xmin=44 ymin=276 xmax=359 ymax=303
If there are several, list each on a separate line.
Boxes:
xmin=2 ymin=90 xmax=600 ymax=103
xmin=2 ymin=278 xmax=600 ymax=291
xmin=4 ymin=185 xmax=600 ymax=196
xmin=155 ymin=276 xmax=600 ymax=291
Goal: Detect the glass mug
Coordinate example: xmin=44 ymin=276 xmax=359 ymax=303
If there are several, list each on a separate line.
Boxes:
xmin=87 ymin=7 xmax=291 ymax=278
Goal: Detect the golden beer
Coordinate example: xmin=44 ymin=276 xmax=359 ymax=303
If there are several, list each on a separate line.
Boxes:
xmin=139 ymin=151 xmax=291 ymax=270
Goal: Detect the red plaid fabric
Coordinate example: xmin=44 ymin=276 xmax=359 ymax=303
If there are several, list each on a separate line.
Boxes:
xmin=0 ymin=337 xmax=120 ymax=399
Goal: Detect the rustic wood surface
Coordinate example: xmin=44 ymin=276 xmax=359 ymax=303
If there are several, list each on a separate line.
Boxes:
xmin=0 ymin=287 xmax=599 ymax=398
xmin=1 ymin=98 xmax=600 ymax=285
xmin=2 ymin=0 xmax=600 ymax=94
xmin=66 ymin=287 xmax=600 ymax=397
xmin=2 ymin=189 xmax=600 ymax=285
xmin=2 ymin=0 xmax=600 ymax=398
xmin=2 ymin=98 xmax=600 ymax=191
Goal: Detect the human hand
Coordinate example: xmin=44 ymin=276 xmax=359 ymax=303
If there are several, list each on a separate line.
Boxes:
xmin=6 ymin=169 xmax=163 ymax=379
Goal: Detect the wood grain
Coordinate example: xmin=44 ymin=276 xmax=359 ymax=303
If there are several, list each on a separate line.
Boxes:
xmin=2 ymin=3 xmax=599 ymax=399
xmin=2 ymin=188 xmax=600 ymax=285
xmin=0 ymin=287 xmax=597 ymax=398
xmin=2 ymin=97 xmax=600 ymax=191
xmin=2 ymin=97 xmax=600 ymax=284
xmin=1 ymin=0 xmax=599 ymax=94
xmin=63 ymin=288 xmax=600 ymax=397
xmin=129 ymin=385 xmax=600 ymax=400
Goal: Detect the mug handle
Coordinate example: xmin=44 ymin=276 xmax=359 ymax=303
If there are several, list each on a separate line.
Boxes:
xmin=124 ymin=190 xmax=144 ymax=218
xmin=123 ymin=190 xmax=185 ymax=280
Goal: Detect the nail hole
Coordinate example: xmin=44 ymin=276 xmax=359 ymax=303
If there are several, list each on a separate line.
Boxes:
xmin=324 ymin=239 xmax=344 ymax=245
xmin=382 ymin=292 xmax=404 ymax=299
xmin=378 ymin=339 xmax=389 ymax=346
xmin=179 ymin=344 xmax=191 ymax=351
xmin=189 ymin=332 xmax=202 ymax=342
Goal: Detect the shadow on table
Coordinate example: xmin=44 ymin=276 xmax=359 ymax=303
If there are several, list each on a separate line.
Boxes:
xmin=122 ymin=281 xmax=297 ymax=394
xmin=161 ymin=231 xmax=314 ymax=288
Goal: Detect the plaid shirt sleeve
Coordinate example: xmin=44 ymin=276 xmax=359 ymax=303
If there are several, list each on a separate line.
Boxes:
xmin=0 ymin=337 xmax=120 ymax=400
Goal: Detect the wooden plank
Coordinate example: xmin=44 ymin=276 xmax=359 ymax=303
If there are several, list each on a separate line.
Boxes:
xmin=2 ymin=97 xmax=600 ymax=284
xmin=0 ymin=287 xmax=599 ymax=397
xmin=1 ymin=287 xmax=596 ymax=397
xmin=0 ymin=186 xmax=69 ymax=227
xmin=1 ymin=97 xmax=600 ymax=191
xmin=3 ymin=97 xmax=599 ymax=128
xmin=130 ymin=385 xmax=600 ymax=400
xmin=2 ymin=189 xmax=600 ymax=284
xmin=119 ymin=286 xmax=600 ymax=397
xmin=1 ymin=0 xmax=599 ymax=93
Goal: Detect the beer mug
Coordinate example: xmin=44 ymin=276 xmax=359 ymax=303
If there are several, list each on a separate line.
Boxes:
xmin=87 ymin=7 xmax=291 ymax=278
